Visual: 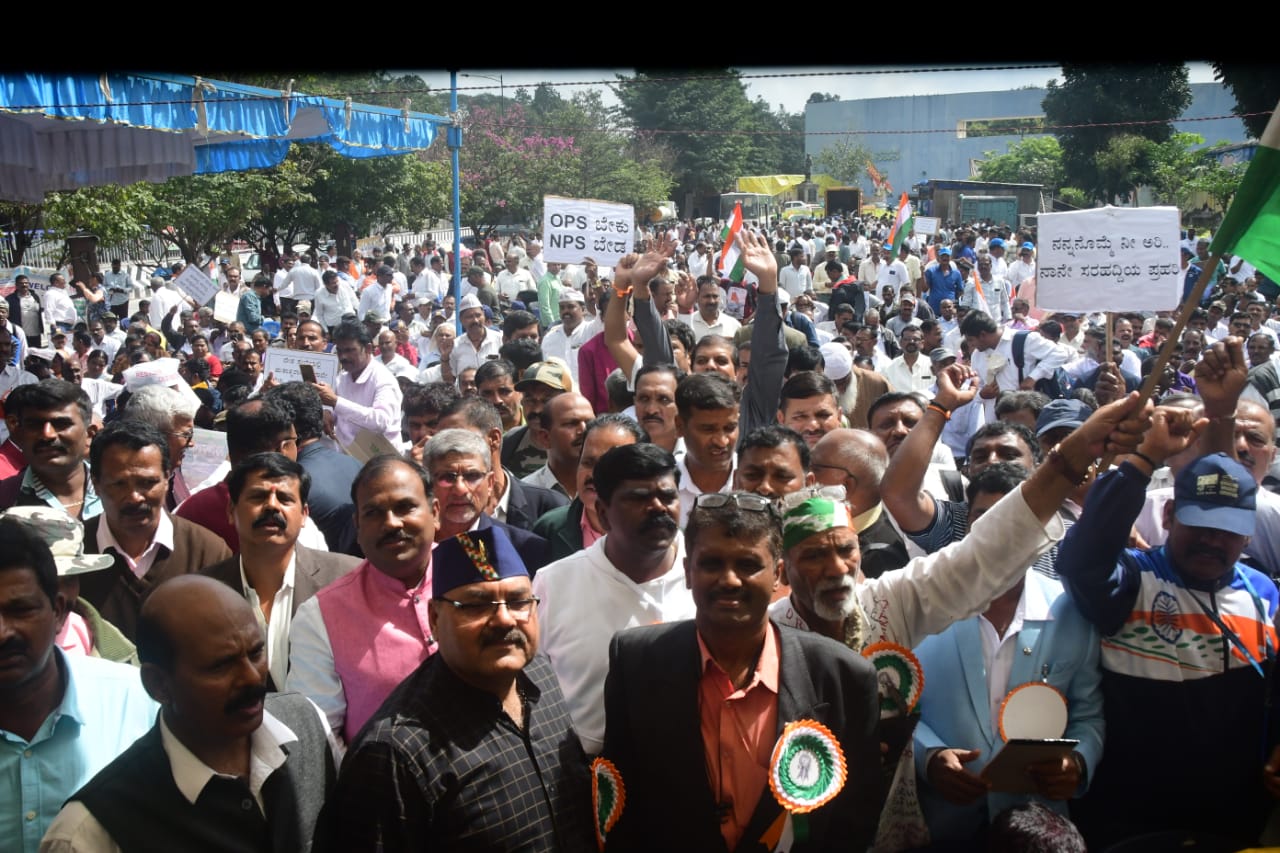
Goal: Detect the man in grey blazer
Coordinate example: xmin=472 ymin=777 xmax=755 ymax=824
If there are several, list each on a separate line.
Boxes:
xmin=201 ymin=453 xmax=358 ymax=690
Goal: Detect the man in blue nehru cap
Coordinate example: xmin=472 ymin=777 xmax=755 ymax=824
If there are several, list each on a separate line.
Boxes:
xmin=321 ymin=526 xmax=593 ymax=852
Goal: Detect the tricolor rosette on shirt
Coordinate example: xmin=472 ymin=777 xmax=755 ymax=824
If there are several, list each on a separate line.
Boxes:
xmin=862 ymin=641 xmax=924 ymax=716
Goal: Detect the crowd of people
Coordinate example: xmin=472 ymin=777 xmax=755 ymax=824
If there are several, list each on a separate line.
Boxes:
xmin=3 ymin=210 xmax=1280 ymax=853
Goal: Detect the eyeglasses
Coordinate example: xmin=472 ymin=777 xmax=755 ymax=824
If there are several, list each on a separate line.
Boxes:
xmin=810 ymin=462 xmax=860 ymax=492
xmin=780 ymin=484 xmax=848 ymax=510
xmin=692 ymin=492 xmax=780 ymax=515
xmin=434 ymin=596 xmax=540 ymax=622
xmin=168 ymin=429 xmax=196 ymax=445
xmin=434 ymin=470 xmax=487 ymax=487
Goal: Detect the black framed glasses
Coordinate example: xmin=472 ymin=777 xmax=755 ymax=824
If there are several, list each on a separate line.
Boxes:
xmin=434 ymin=596 xmax=540 ymax=622
xmin=692 ymin=492 xmax=780 ymax=516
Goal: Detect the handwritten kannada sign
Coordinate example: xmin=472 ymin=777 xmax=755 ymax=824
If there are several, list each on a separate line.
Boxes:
xmin=173 ymin=263 xmax=219 ymax=307
xmin=542 ymin=196 xmax=635 ymax=267
xmin=263 ymin=348 xmax=340 ymax=387
xmin=1035 ymin=206 xmax=1182 ymax=312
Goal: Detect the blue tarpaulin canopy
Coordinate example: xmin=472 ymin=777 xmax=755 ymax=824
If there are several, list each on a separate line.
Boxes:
xmin=0 ymin=72 xmax=448 ymax=202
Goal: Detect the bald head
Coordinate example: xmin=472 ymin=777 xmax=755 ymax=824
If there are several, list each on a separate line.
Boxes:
xmin=138 ymin=575 xmax=258 ymax=673
xmin=811 ymin=429 xmax=888 ymax=515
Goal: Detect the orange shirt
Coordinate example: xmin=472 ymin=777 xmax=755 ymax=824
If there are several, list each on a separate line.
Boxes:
xmin=697 ymin=625 xmax=780 ymax=851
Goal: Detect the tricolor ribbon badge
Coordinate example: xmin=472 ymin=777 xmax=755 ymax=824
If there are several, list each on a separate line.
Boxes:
xmin=766 ymin=719 xmax=847 ymax=849
xmin=861 ymin=642 xmax=924 ymax=716
xmin=591 ymin=756 xmax=624 ymax=851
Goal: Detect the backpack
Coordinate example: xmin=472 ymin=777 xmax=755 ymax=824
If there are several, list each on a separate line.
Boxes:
xmin=1013 ymin=331 xmax=1071 ymax=399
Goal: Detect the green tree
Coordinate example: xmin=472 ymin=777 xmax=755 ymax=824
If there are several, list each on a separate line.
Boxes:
xmin=978 ymin=136 xmax=1065 ymax=190
xmin=614 ymin=69 xmax=759 ymax=200
xmin=1212 ymin=62 xmax=1279 ymax=139
xmin=1042 ymin=64 xmax=1192 ymax=202
xmin=806 ymin=92 xmax=840 ymax=105
xmin=815 ymin=139 xmax=876 ymax=185
xmin=0 ymin=201 xmax=46 ymax=266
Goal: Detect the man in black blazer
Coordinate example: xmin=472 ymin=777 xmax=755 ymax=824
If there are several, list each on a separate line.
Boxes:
xmin=199 ymin=453 xmax=359 ymax=689
xmin=601 ymin=491 xmax=882 ymax=853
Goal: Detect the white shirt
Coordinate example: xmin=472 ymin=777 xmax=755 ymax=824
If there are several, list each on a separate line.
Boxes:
xmin=412 ymin=269 xmax=448 ymax=303
xmin=1005 ymin=258 xmax=1037 ymax=293
xmin=969 ymin=328 xmax=1071 ymax=422
xmin=333 ymin=357 xmax=404 ymax=448
xmin=681 ymin=310 xmax=741 ymax=343
xmin=977 ymin=580 xmax=1048 ymax=732
xmin=146 ymin=286 xmax=187 ymax=330
xmin=687 ymin=252 xmax=710 ymax=279
xmin=674 ymin=451 xmax=736 ymax=527
xmin=89 ymin=334 xmax=121 ymax=364
xmin=531 ymin=535 xmax=694 ymax=754
xmin=450 ymin=327 xmax=503 ymax=374
xmin=357 ymin=282 xmax=393 ymax=321
xmin=95 ymin=510 xmax=177 ymax=579
xmin=281 ymin=262 xmax=322 ymax=300
xmin=876 ymin=259 xmax=911 ymax=300
xmin=378 ymin=352 xmax=416 ymax=379
xmin=881 ymin=354 xmax=935 ymax=394
xmin=240 ymin=554 xmax=296 ymax=691
xmin=779 ymin=264 xmax=814 ymax=299
xmin=312 ymin=283 xmax=359 ymax=330
xmin=494 ymin=268 xmax=538 ymax=301
xmin=80 ymin=377 xmax=126 ymax=419
xmin=43 ymin=285 xmax=79 ymax=327
xmin=540 ymin=317 xmax=602 ymax=385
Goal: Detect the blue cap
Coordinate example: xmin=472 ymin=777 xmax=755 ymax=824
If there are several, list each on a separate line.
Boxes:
xmin=1036 ymin=399 xmax=1092 ymax=437
xmin=1020 ymin=242 xmax=1036 ymax=252
xmin=937 ymin=246 xmax=952 ymax=257
xmin=1173 ymin=453 xmax=1257 ymax=537
xmin=989 ymin=238 xmax=1006 ymax=249
xmin=432 ymin=527 xmax=529 ymax=596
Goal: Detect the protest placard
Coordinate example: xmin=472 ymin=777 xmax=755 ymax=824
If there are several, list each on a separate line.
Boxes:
xmin=173 ymin=264 xmax=219 ymax=307
xmin=263 ymin=348 xmax=340 ymax=387
xmin=343 ymin=428 xmax=403 ymax=464
xmin=541 ymin=196 xmax=635 ymax=267
xmin=1034 ymin=206 xmax=1182 ymax=312
xmin=213 ymin=292 xmax=239 ymax=324
xmin=184 ymin=428 xmax=228 ymax=489
xmin=914 ymin=216 xmax=940 ymax=236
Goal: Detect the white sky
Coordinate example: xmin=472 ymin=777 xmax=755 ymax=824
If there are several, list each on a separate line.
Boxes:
xmin=410 ymin=64 xmax=1218 ymax=116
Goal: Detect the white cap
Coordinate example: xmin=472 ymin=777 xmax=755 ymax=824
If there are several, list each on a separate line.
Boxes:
xmin=459 ymin=293 xmax=483 ymax=312
xmin=820 ymin=342 xmax=853 ymax=382
xmin=558 ymin=289 xmax=586 ymax=304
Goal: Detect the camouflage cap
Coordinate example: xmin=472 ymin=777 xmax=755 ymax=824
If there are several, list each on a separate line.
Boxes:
xmin=517 ymin=361 xmax=574 ymax=393
xmin=1 ymin=506 xmax=115 ymax=576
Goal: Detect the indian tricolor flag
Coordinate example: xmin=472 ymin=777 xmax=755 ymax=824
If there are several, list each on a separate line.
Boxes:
xmin=1211 ymin=98 xmax=1280 ymax=285
xmin=717 ymin=202 xmax=745 ymax=282
xmin=970 ymin=269 xmax=991 ymax=316
xmin=885 ymin=192 xmax=913 ymax=256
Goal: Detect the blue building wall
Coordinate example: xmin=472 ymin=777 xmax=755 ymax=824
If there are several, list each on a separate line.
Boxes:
xmin=804 ymin=83 xmax=1246 ymax=200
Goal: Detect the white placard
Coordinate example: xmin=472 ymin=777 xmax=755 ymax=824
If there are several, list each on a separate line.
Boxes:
xmin=343 ymin=428 xmax=403 ymax=464
xmin=541 ymin=196 xmax=635 ymax=267
xmin=914 ymin=216 xmax=939 ymax=236
xmin=173 ymin=264 xmax=219 ymax=307
xmin=183 ymin=428 xmax=228 ymax=488
xmin=262 ymin=348 xmax=340 ymax=387
xmin=1035 ymin=206 xmax=1182 ymax=312
xmin=213 ymin=292 xmax=239 ymax=324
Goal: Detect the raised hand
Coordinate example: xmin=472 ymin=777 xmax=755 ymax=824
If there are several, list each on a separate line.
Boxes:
xmin=1193 ymin=337 xmax=1249 ymax=417
xmin=933 ymin=363 xmax=978 ymax=411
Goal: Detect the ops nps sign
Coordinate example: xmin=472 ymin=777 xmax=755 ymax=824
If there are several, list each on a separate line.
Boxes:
xmin=1035 ymin=206 xmax=1182 ymax=312
xmin=541 ymin=196 xmax=635 ymax=268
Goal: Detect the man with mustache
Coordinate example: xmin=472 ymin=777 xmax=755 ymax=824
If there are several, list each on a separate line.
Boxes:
xmin=1057 ymin=343 xmax=1280 ymax=848
xmin=532 ymin=413 xmax=647 ymax=562
xmin=450 ymin=293 xmax=503 ymax=375
xmin=521 ymin=392 xmax=594 ymax=499
xmin=0 ymin=379 xmax=99 ymax=521
xmin=43 ymin=576 xmax=336 ymax=852
xmin=288 ymin=456 xmax=441 ymax=744
xmin=324 ymin=526 xmax=593 ymax=850
xmin=200 ymin=453 xmax=359 ymax=690
xmin=533 ymin=443 xmax=695 ymax=755
xmin=79 ymin=422 xmax=231 ymax=641
xmin=423 ymin=429 xmax=550 ymax=573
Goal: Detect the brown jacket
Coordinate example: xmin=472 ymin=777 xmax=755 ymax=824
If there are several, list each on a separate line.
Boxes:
xmin=846 ymin=366 xmax=892 ymax=430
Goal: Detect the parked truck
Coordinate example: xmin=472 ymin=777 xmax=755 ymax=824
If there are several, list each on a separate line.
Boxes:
xmin=959 ymin=195 xmax=1019 ymax=228
xmin=913 ymin=179 xmax=1042 ymax=227
xmin=824 ymin=186 xmax=863 ymax=216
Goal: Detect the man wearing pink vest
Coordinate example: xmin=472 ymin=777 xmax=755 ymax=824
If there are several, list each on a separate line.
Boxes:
xmin=287 ymin=456 xmax=439 ymax=743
